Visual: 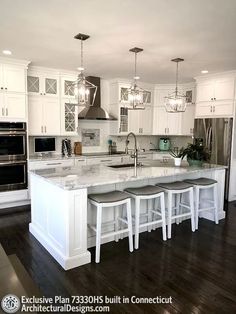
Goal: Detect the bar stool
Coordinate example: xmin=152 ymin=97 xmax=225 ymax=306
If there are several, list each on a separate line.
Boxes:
xmin=156 ymin=181 xmax=195 ymax=239
xmin=184 ymin=178 xmax=219 ymax=229
xmin=88 ymin=190 xmax=133 ymax=263
xmin=124 ymin=185 xmax=166 ymax=249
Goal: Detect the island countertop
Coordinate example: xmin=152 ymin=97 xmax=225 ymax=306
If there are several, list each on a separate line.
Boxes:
xmin=30 ymin=162 xmax=227 ymax=190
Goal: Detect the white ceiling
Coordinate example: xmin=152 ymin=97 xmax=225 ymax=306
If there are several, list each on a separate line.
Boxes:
xmin=0 ymin=0 xmax=236 ymax=83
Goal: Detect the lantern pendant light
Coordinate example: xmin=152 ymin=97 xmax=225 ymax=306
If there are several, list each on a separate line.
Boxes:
xmin=124 ymin=47 xmax=148 ymax=110
xmin=165 ymin=58 xmax=187 ymax=113
xmin=70 ymin=33 xmax=97 ymax=107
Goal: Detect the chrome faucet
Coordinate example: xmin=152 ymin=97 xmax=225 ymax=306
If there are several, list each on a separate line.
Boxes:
xmin=125 ymin=132 xmax=138 ymax=168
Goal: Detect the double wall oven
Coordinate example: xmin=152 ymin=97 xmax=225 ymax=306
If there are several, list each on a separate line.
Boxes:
xmin=0 ymin=122 xmax=28 ymax=192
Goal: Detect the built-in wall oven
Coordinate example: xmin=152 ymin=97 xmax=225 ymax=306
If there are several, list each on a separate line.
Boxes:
xmin=0 ymin=122 xmax=27 ymax=192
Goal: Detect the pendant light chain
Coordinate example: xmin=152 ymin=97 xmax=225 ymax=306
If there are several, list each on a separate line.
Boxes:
xmin=175 ymin=61 xmax=179 ymax=96
xmin=134 ymin=52 xmax=137 ymax=79
xmin=80 ymin=39 xmax=84 ymax=69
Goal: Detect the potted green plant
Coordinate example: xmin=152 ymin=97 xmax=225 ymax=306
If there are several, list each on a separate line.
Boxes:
xmin=181 ymin=143 xmax=210 ymax=166
xmin=169 ymin=147 xmax=184 ymax=166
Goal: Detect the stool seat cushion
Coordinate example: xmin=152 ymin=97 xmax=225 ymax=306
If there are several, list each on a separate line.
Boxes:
xmin=125 ymin=185 xmax=164 ymax=196
xmin=184 ymin=177 xmax=217 ymax=186
xmin=157 ymin=181 xmax=193 ymax=190
xmin=88 ymin=190 xmax=130 ymax=204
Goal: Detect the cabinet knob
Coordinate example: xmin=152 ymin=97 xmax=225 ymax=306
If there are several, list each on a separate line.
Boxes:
xmin=1 ymin=87 xmax=3 ymax=90
xmin=5 ymin=87 xmax=7 ymax=90
xmin=40 ymin=92 xmax=42 ymax=95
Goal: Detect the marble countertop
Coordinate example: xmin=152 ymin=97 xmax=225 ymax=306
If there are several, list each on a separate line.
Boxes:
xmin=30 ymin=161 xmax=226 ymax=190
xmin=28 ymin=150 xmax=167 ymax=161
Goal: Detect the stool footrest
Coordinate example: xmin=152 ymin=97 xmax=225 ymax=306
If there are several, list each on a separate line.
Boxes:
xmin=198 ymin=207 xmax=215 ymax=212
xmin=101 ymin=228 xmax=129 ymax=239
xmin=139 ymin=220 xmax=163 ymax=229
xmin=117 ymin=217 xmax=128 ymax=225
xmin=172 ymin=212 xmax=191 ymax=219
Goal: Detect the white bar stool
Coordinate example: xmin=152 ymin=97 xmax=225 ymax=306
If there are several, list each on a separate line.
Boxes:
xmin=156 ymin=181 xmax=195 ymax=239
xmin=88 ymin=190 xmax=133 ymax=263
xmin=184 ymin=178 xmax=219 ymax=229
xmin=124 ymin=185 xmax=167 ymax=250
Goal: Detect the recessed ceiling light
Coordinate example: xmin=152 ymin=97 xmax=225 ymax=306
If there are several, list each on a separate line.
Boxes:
xmin=2 ymin=50 xmax=12 ymax=55
xmin=201 ymin=70 xmax=208 ymax=74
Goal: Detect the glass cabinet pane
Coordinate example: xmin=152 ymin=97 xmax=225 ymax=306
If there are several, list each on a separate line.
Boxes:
xmin=64 ymin=103 xmax=76 ymax=132
xmin=120 ymin=87 xmax=129 ymax=102
xmin=64 ymin=80 xmax=75 ymax=96
xmin=27 ymin=76 xmax=39 ymax=93
xmin=45 ymin=78 xmax=57 ymax=95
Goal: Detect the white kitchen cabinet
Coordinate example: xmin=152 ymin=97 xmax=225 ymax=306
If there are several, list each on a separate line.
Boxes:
xmin=195 ymin=100 xmax=234 ymax=117
xmin=0 ymin=93 xmax=26 ymax=120
xmin=60 ymin=74 xmax=77 ymax=98
xmin=128 ymin=106 xmax=152 ymax=135
xmin=153 ymin=106 xmax=181 ymax=135
xmin=61 ymin=98 xmax=79 ymax=136
xmin=138 ymin=106 xmax=153 ymax=134
xmin=195 ymin=76 xmax=235 ymax=117
xmin=181 ymin=105 xmax=195 ymax=135
xmin=28 ymin=95 xmax=60 ymax=135
xmin=0 ymin=60 xmax=28 ymax=121
xmin=0 ymin=64 xmax=26 ymax=93
xmin=196 ymin=78 xmax=235 ymax=103
xmin=27 ymin=72 xmax=59 ymax=97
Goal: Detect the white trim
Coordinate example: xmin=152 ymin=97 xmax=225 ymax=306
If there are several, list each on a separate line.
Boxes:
xmin=0 ymin=57 xmax=30 ymax=67
xmin=29 ymin=223 xmax=91 ymax=270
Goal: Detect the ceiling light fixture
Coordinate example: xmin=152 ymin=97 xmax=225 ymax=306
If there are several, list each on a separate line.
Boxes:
xmin=70 ymin=33 xmax=97 ymax=107
xmin=165 ymin=58 xmax=187 ymax=113
xmin=123 ymin=47 xmax=148 ymax=110
xmin=201 ymin=70 xmax=209 ymax=74
xmin=2 ymin=50 xmax=12 ymax=55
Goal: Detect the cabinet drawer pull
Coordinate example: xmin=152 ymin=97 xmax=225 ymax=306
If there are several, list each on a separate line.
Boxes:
xmin=46 ymin=162 xmax=62 ymax=166
xmin=41 ymin=126 xmax=43 ymax=133
xmin=210 ymin=106 xmax=212 ymax=112
xmin=1 ymin=87 xmax=3 ymax=90
xmin=77 ymin=159 xmax=85 ymax=162
xmin=101 ymin=159 xmax=112 ymax=162
xmin=213 ymin=106 xmax=215 ymax=112
xmin=6 ymin=108 xmax=8 ymax=116
xmin=2 ymin=108 xmax=4 ymax=116
xmin=44 ymin=126 xmax=47 ymax=133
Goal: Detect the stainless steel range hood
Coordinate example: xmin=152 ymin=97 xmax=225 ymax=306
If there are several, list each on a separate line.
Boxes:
xmin=78 ymin=76 xmax=116 ymax=120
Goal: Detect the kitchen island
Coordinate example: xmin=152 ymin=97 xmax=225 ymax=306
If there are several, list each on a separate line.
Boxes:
xmin=29 ymin=162 xmax=226 ymax=270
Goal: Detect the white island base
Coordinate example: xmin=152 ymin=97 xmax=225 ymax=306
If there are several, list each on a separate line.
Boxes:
xmin=29 ymin=165 xmax=226 ymax=270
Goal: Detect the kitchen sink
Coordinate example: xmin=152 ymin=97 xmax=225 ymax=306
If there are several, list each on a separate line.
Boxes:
xmin=108 ymin=163 xmax=135 ymax=169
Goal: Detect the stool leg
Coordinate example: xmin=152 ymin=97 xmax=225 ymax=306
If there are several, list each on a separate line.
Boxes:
xmin=115 ymin=206 xmax=119 ymax=242
xmin=120 ymin=204 xmax=125 ymax=240
xmin=176 ymin=193 xmax=180 ymax=225
xmin=160 ymin=193 xmax=167 ymax=241
xmin=148 ymin=199 xmax=152 ymax=232
xmin=95 ymin=205 xmax=102 ymax=263
xmin=135 ymin=197 xmax=140 ymax=249
xmin=213 ymin=184 xmax=219 ymax=225
xmin=167 ymin=192 xmax=172 ymax=239
xmin=189 ymin=188 xmax=195 ymax=232
xmin=126 ymin=199 xmax=134 ymax=252
xmin=195 ymin=186 xmax=200 ymax=230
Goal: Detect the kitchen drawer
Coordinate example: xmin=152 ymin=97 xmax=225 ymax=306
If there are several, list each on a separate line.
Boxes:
xmin=29 ymin=159 xmax=74 ymax=170
xmin=153 ymin=153 xmax=172 ymax=161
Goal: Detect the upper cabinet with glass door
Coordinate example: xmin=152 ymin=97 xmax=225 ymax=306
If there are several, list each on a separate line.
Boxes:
xmin=27 ymin=67 xmax=59 ymax=97
xmin=60 ymin=73 xmax=78 ymax=98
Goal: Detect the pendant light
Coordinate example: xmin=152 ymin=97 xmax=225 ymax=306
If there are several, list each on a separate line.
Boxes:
xmin=70 ymin=33 xmax=97 ymax=107
xmin=165 ymin=58 xmax=187 ymax=113
xmin=124 ymin=47 xmax=148 ymax=110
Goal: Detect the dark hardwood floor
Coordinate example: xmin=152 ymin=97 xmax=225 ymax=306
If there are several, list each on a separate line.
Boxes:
xmin=0 ymin=203 xmax=236 ymax=313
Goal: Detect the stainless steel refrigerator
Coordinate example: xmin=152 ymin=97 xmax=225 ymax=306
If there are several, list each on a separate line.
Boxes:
xmin=194 ymin=118 xmax=233 ymax=201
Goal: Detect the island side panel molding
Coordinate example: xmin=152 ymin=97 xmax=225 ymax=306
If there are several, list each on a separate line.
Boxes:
xmin=29 ymin=174 xmax=91 ymax=270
